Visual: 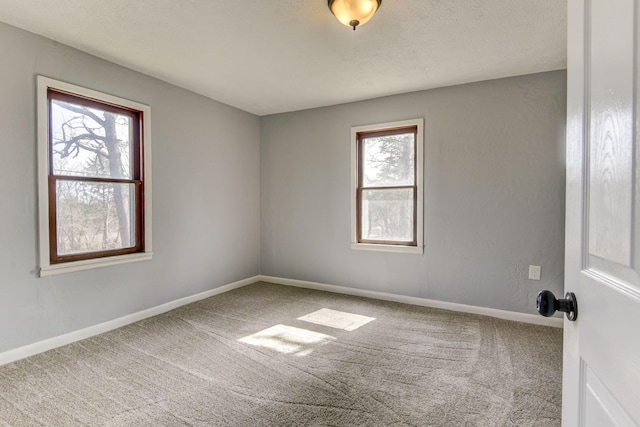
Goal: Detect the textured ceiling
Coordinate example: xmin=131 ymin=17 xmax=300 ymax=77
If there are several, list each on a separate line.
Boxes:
xmin=0 ymin=0 xmax=566 ymax=115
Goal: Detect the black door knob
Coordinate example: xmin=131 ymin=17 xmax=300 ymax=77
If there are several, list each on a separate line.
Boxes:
xmin=536 ymin=290 xmax=578 ymax=321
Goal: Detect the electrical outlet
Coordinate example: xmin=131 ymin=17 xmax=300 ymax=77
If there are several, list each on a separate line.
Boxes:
xmin=528 ymin=265 xmax=541 ymax=281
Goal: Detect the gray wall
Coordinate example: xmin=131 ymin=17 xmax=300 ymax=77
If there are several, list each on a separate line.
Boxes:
xmin=0 ymin=19 xmax=566 ymax=354
xmin=0 ymin=22 xmax=261 ymax=353
xmin=260 ymin=71 xmax=566 ymax=314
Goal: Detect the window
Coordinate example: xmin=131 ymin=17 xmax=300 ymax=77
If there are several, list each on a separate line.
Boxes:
xmin=37 ymin=76 xmax=152 ymax=276
xmin=351 ymin=119 xmax=423 ymax=253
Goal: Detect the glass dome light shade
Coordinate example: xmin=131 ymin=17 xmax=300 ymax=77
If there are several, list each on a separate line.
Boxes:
xmin=328 ymin=0 xmax=382 ymax=30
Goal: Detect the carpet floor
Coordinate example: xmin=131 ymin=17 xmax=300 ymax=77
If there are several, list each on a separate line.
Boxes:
xmin=0 ymin=282 xmax=562 ymax=426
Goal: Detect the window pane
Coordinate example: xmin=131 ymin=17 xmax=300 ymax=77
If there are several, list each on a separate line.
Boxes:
xmin=56 ymin=180 xmax=136 ymax=256
xmin=51 ymin=100 xmax=133 ymax=179
xmin=362 ymin=133 xmax=414 ymax=187
xmin=361 ymin=189 xmax=414 ymax=242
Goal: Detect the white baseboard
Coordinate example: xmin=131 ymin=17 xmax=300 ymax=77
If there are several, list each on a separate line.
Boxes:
xmin=0 ymin=275 xmax=260 ymax=367
xmin=258 ymin=275 xmax=564 ymax=328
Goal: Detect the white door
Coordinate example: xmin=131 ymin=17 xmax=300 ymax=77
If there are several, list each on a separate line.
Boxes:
xmin=564 ymin=0 xmax=640 ymax=425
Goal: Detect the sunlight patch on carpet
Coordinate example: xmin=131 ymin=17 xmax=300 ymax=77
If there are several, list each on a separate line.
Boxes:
xmin=239 ymin=324 xmax=335 ymax=356
xmin=298 ymin=308 xmax=375 ymax=331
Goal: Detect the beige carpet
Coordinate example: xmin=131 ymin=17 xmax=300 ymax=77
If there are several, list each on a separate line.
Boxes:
xmin=0 ymin=282 xmax=562 ymax=426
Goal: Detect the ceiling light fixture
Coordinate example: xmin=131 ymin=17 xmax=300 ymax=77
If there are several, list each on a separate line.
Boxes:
xmin=328 ymin=0 xmax=382 ymax=31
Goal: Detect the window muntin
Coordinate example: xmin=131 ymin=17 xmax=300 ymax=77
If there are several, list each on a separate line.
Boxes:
xmin=37 ymin=77 xmax=152 ymax=276
xmin=351 ymin=119 xmax=423 ymax=254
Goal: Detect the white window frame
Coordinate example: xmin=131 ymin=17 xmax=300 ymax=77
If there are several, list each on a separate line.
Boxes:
xmin=36 ymin=76 xmax=153 ymax=277
xmin=350 ymin=118 xmax=424 ymax=254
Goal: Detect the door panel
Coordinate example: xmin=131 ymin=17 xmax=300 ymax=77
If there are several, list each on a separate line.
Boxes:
xmin=584 ymin=365 xmax=635 ymax=427
xmin=587 ymin=0 xmax=635 ymax=268
xmin=577 ymin=274 xmax=640 ymax=423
